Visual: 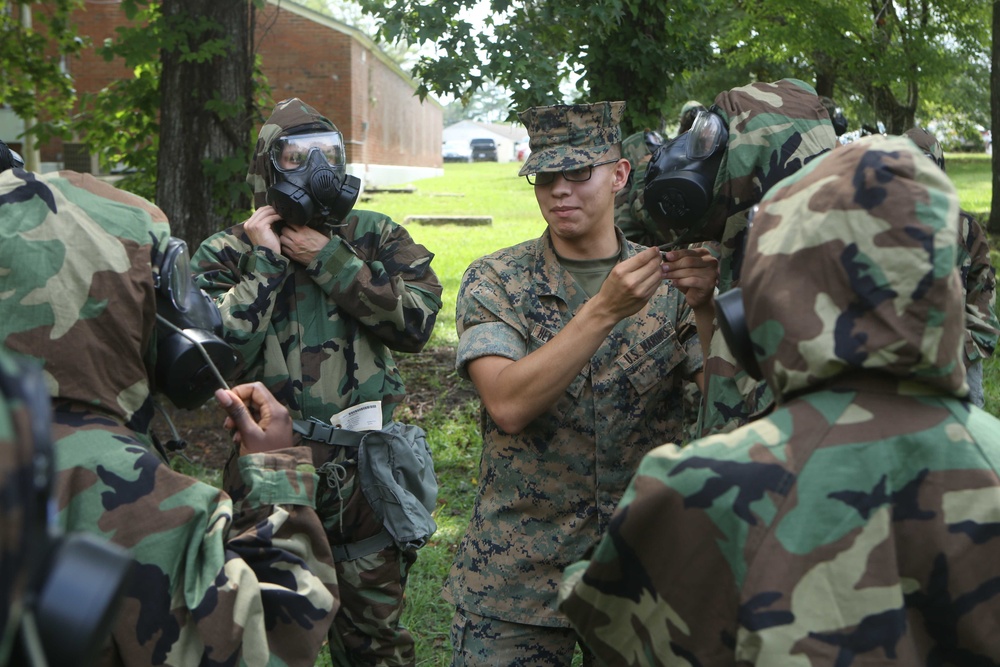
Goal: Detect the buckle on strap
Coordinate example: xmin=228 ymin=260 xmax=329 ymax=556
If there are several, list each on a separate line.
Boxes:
xmin=292 ymin=418 xmax=365 ymax=447
xmin=331 ymin=528 xmax=394 ymax=562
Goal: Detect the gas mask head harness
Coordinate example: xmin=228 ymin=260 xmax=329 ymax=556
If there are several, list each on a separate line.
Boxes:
xmin=152 ymin=237 xmax=238 ymax=410
xmin=713 ymin=205 xmax=764 ymax=381
xmin=266 ymin=128 xmax=361 ymax=229
xmin=643 ymin=107 xmax=729 ymax=245
xmin=0 ymin=355 xmax=133 ymax=667
xmin=643 ymin=129 xmax=665 ymax=153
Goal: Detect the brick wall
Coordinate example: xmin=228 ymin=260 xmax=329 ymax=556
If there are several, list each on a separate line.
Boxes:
xmin=39 ymin=1 xmax=133 ymax=163
xmin=255 ymin=3 xmax=442 ymax=168
xmin=40 ymin=0 xmax=442 ymax=170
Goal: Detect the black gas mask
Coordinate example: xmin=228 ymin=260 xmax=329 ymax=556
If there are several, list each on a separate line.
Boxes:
xmin=644 ymin=108 xmax=728 ymax=244
xmin=714 ymin=288 xmax=764 ymax=381
xmin=266 ymin=130 xmax=361 ymax=229
xmin=152 ymin=237 xmax=238 ymax=409
xmin=1 ymin=354 xmax=133 ymax=667
xmin=831 ymin=110 xmax=849 ymax=137
xmin=713 ymin=203 xmax=764 ymax=380
xmin=0 ymin=140 xmax=24 ymax=172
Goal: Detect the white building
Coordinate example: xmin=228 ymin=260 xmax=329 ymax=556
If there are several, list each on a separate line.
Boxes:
xmin=442 ymin=120 xmax=529 ymax=163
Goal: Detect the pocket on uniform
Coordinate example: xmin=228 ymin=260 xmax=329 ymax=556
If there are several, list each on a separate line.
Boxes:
xmin=450 ymin=609 xmax=473 ymax=666
xmin=618 ymin=325 xmax=683 ymax=395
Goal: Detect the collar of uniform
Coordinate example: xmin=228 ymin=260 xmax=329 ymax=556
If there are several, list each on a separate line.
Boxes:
xmin=532 ymin=227 xmax=633 ymax=300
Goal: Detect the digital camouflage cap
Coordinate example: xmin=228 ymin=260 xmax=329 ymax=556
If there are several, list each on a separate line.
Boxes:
xmin=517 ymin=101 xmax=624 ymax=177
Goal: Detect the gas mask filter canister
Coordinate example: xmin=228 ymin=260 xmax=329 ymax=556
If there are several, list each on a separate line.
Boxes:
xmin=152 ymin=237 xmax=238 ymax=409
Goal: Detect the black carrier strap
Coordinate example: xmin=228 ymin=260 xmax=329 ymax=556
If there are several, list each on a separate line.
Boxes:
xmin=292 ymin=418 xmax=365 ymax=447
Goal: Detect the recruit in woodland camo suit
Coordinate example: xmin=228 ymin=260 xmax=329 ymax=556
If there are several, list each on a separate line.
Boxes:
xmin=192 ymin=98 xmax=443 ymax=667
xmin=693 ymin=79 xmax=838 ymax=437
xmin=559 ymin=135 xmax=1000 ymax=665
xmin=0 ymin=169 xmax=339 ymax=666
xmin=903 ymin=126 xmax=999 ymax=407
xmin=444 ymin=103 xmax=704 ymax=650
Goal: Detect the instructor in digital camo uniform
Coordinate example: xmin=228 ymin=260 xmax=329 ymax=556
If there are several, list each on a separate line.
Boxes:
xmin=443 ymin=101 xmax=717 ymax=666
xmin=560 ymin=134 xmax=1000 ymax=665
xmin=192 ymin=98 xmax=443 ymax=667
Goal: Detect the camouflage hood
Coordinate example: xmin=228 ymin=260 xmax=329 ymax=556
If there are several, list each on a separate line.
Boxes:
xmin=620 ymin=130 xmax=655 ymax=168
xmin=903 ymin=125 xmax=945 ymax=167
xmin=708 ymin=78 xmax=837 ymax=237
xmin=247 ymin=97 xmax=339 ymax=209
xmin=743 ymin=135 xmax=966 ymax=400
xmin=0 ymin=170 xmax=170 ymax=427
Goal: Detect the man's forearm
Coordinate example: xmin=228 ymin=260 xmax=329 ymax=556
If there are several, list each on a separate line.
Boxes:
xmin=469 ymin=297 xmax=620 ymax=434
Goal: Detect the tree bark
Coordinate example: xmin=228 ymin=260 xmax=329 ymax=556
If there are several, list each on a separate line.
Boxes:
xmin=990 ymin=0 xmax=1000 ymax=233
xmin=868 ymin=84 xmax=916 ymax=135
xmin=156 ymin=0 xmax=255 ymax=249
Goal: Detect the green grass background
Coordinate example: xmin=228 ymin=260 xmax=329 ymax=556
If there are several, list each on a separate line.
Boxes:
xmin=194 ymin=157 xmax=999 ymax=666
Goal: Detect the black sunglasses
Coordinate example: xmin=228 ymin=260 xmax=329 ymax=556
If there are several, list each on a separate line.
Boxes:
xmin=525 ymin=159 xmax=619 ymax=186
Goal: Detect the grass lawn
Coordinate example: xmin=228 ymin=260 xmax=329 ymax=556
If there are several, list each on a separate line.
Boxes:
xmin=361 ymin=163 xmax=543 ymax=347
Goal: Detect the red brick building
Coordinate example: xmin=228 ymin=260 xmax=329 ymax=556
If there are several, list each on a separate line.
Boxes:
xmin=10 ymin=0 xmax=443 ymax=188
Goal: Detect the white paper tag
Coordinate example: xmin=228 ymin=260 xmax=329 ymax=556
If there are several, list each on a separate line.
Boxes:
xmin=329 ymin=400 xmax=383 ymax=432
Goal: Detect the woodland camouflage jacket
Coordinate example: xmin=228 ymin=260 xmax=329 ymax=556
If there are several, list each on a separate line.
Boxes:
xmin=0 ymin=170 xmax=339 ymax=666
xmin=903 ymin=126 xmax=998 ymax=367
xmin=957 ymin=206 xmax=998 ymax=365
xmin=192 ymin=98 xmax=442 ymax=425
xmin=559 ymin=136 xmax=1000 ymax=665
xmin=698 ymin=78 xmax=838 ymax=437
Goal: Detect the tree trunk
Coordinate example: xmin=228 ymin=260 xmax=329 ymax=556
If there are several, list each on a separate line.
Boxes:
xmin=156 ymin=0 xmax=255 ymax=249
xmin=990 ymin=0 xmax=1000 ymax=233
xmin=869 ymin=84 xmax=916 ymax=135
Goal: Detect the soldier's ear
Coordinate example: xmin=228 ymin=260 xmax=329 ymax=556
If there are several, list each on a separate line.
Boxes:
xmin=612 ymin=158 xmax=631 ymax=193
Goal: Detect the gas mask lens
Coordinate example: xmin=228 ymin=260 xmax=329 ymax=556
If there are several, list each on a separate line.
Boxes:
xmin=687 ymin=110 xmax=726 ymax=160
xmin=160 ymin=238 xmax=192 ymax=312
xmin=271 ymin=131 xmax=346 ymax=172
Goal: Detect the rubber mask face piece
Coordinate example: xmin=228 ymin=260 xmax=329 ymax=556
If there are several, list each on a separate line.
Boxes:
xmin=643 ymin=109 xmax=728 ymax=243
xmin=152 ymin=237 xmax=237 ymax=409
xmin=266 ymin=130 xmax=361 ymax=228
xmin=714 ymin=287 xmax=764 ymax=381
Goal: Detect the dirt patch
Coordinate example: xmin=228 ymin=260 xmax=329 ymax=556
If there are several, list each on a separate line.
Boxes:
xmin=154 ymin=345 xmax=474 ymax=470
xmin=392 ymin=345 xmax=477 ymax=421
